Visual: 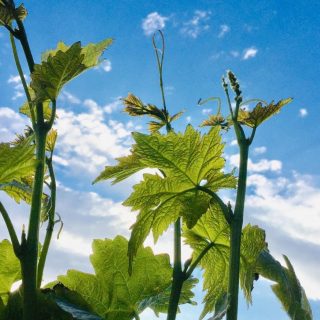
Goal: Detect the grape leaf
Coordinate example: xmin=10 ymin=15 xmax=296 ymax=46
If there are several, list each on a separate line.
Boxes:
xmin=0 ymin=2 xmax=26 ymax=26
xmin=0 ymin=137 xmax=36 ymax=184
xmin=0 ymin=180 xmax=32 ymax=204
xmin=237 ymin=98 xmax=292 ymax=128
xmin=56 ymin=236 xmax=196 ymax=320
xmin=0 ymin=240 xmax=21 ymax=306
xmin=124 ymin=126 xmax=236 ymax=266
xmin=256 ymin=250 xmax=313 ymax=320
xmin=19 ymin=87 xmax=53 ymax=121
xmin=183 ymin=203 xmax=266 ymax=319
xmin=46 ymin=129 xmax=58 ymax=152
xmin=31 ymin=39 xmax=112 ymax=102
xmin=93 ymin=153 xmax=144 ymax=185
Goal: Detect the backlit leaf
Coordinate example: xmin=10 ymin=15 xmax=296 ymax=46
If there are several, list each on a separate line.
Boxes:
xmin=56 ymin=236 xmax=194 ymax=320
xmin=237 ymin=98 xmax=292 ymax=128
xmin=0 ymin=240 xmax=21 ymax=306
xmin=183 ymin=203 xmax=266 ymax=319
xmin=0 ymin=3 xmax=26 ymax=26
xmin=19 ymin=87 xmax=53 ymax=121
xmin=93 ymin=153 xmax=145 ymax=185
xmin=125 ymin=126 xmax=236 ymax=266
xmin=256 ymin=250 xmax=313 ymax=320
xmin=31 ymin=39 xmax=111 ymax=102
xmin=0 ymin=137 xmax=36 ymax=184
xmin=0 ymin=180 xmax=32 ymax=204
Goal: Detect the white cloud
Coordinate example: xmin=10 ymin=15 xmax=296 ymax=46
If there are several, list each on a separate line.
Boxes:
xmin=242 ymin=47 xmax=258 ymax=60
xmin=186 ymin=116 xmax=192 ymax=123
xmin=142 ymin=12 xmax=168 ymax=36
xmin=201 ymin=108 xmax=212 ymax=115
xmin=230 ymin=50 xmax=240 ymax=58
xmin=95 ymin=59 xmax=112 ymax=72
xmin=229 ymin=154 xmax=282 ymax=172
xmin=253 ymin=146 xmax=267 ymax=155
xmin=54 ymin=105 xmax=132 ymax=174
xmin=181 ymin=10 xmax=211 ymax=39
xmin=60 ymin=91 xmax=81 ymax=104
xmin=230 ymin=139 xmax=238 ymax=146
xmin=218 ymin=24 xmax=230 ymax=38
xmin=299 ymin=108 xmax=308 ymax=117
xmin=164 ymin=85 xmax=175 ymax=95
xmin=7 ymin=74 xmax=28 ymax=100
xmin=0 ymin=107 xmax=28 ymax=141
xmin=103 ymin=98 xmax=122 ymax=114
xmin=211 ymin=51 xmax=225 ymax=60
xmin=245 ymin=172 xmax=320 ymax=299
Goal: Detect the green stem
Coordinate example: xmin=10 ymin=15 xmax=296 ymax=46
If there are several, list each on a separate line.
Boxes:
xmin=0 ymin=202 xmax=21 ymax=257
xmin=9 ymin=32 xmax=36 ymax=126
xmin=21 ymin=129 xmax=47 ymax=320
xmin=11 ymin=17 xmax=48 ymax=320
xmin=14 ymin=19 xmax=35 ymax=72
xmin=167 ymin=217 xmax=184 ymax=320
xmin=152 ymin=30 xmax=167 ymax=113
xmin=226 ymin=142 xmax=249 ymax=320
xmin=37 ymin=156 xmax=56 ymax=288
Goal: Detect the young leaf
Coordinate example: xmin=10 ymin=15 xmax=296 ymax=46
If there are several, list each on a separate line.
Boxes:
xmin=183 ymin=203 xmax=266 ymax=319
xmin=0 ymin=240 xmax=21 ymax=305
xmin=237 ymin=98 xmax=292 ymax=128
xmin=0 ymin=180 xmax=32 ymax=204
xmin=0 ymin=2 xmax=26 ymax=26
xmin=31 ymin=39 xmax=112 ymax=102
xmin=56 ymin=236 xmax=194 ymax=320
xmin=19 ymin=87 xmax=53 ymax=121
xmin=125 ymin=126 xmax=236 ymax=265
xmin=46 ymin=129 xmax=58 ymax=152
xmin=93 ymin=153 xmax=145 ymax=185
xmin=0 ymin=137 xmax=36 ymax=184
xmin=256 ymin=250 xmax=313 ymax=320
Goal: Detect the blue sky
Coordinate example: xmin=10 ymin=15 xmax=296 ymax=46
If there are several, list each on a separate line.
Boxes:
xmin=0 ymin=0 xmax=320 ymax=319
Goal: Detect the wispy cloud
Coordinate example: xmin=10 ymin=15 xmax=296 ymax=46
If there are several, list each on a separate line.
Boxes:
xmin=0 ymin=107 xmax=28 ymax=141
xmin=299 ymin=108 xmax=308 ymax=117
xmin=229 ymin=154 xmax=282 ymax=172
xmin=253 ymin=146 xmax=267 ymax=155
xmin=218 ymin=24 xmax=230 ymax=38
xmin=201 ymin=108 xmax=212 ymax=115
xmin=242 ymin=47 xmax=258 ymax=60
xmin=95 ymin=59 xmax=112 ymax=72
xmin=7 ymin=74 xmax=28 ymax=100
xmin=246 ymin=172 xmax=320 ymax=299
xmin=142 ymin=12 xmax=168 ymax=36
xmin=60 ymin=91 xmax=81 ymax=104
xmin=230 ymin=50 xmax=240 ymax=58
xmin=186 ymin=116 xmax=192 ymax=123
xmin=180 ymin=10 xmax=211 ymax=39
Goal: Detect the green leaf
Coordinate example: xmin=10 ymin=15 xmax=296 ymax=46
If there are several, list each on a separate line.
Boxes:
xmin=125 ymin=126 xmax=235 ymax=265
xmin=0 ymin=137 xmax=36 ymax=184
xmin=19 ymin=87 xmax=53 ymax=121
xmin=183 ymin=203 xmax=266 ymax=319
xmin=0 ymin=180 xmax=32 ymax=204
xmin=237 ymin=98 xmax=292 ymax=128
xmin=256 ymin=250 xmax=313 ymax=320
xmin=0 ymin=240 xmax=21 ymax=306
xmin=56 ymin=236 xmax=193 ymax=320
xmin=93 ymin=153 xmax=145 ymax=185
xmin=46 ymin=129 xmax=57 ymax=152
xmin=31 ymin=39 xmax=112 ymax=102
xmin=0 ymin=3 xmax=26 ymax=26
